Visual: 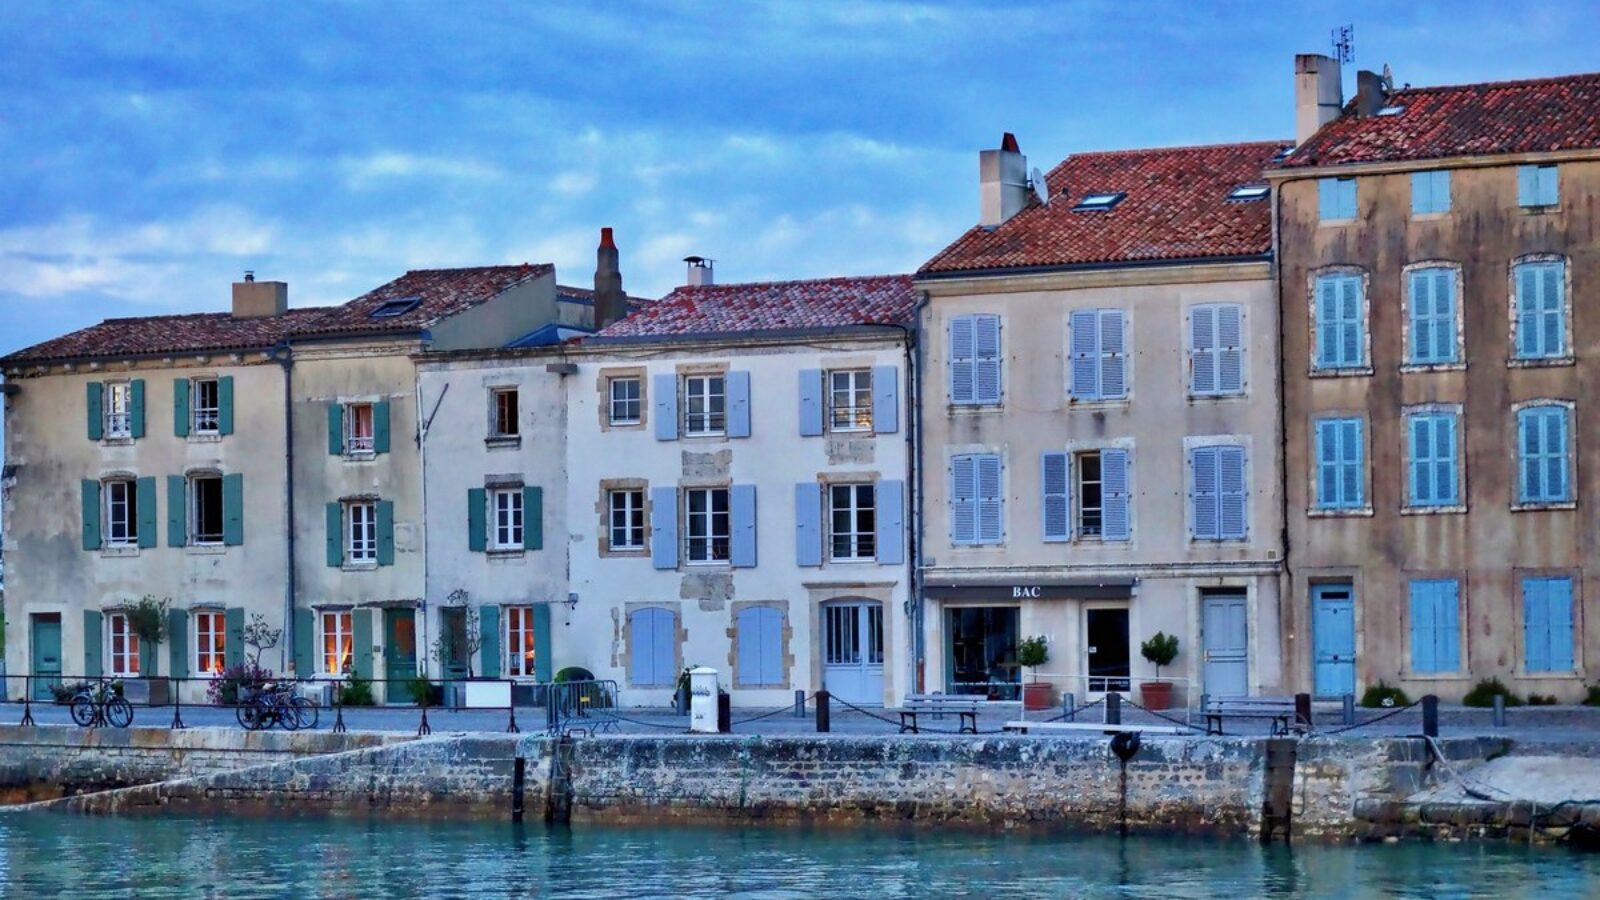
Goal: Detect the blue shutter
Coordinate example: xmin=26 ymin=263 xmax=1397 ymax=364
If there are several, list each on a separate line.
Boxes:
xmin=1100 ymin=448 xmax=1130 ymax=542
xmin=730 ymin=484 xmax=757 ymax=568
xmin=950 ymin=455 xmax=977 ymax=546
xmin=1069 ymin=309 xmax=1099 ymax=400
xmin=479 ymin=605 xmax=500 ymax=678
xmin=1318 ymin=178 xmax=1339 ymax=220
xmin=1315 ymin=277 xmax=1339 ymax=369
xmin=726 ymin=371 xmax=751 ymax=438
xmin=1098 ymin=310 xmax=1126 ymax=399
xmin=1408 ymin=271 xmax=1430 ymax=364
xmin=977 ymin=454 xmax=1003 ymax=544
xmin=653 ymin=374 xmax=678 ymax=440
xmin=1339 ymin=276 xmax=1363 ymax=367
xmin=1316 ymin=419 xmax=1339 ymax=509
xmin=875 ymin=480 xmax=905 ymax=565
xmin=1515 ymin=265 xmax=1540 ymax=358
xmin=1340 ymin=419 xmax=1363 ymax=507
xmin=1432 ymin=270 xmax=1456 ymax=362
xmin=326 ymin=502 xmax=342 ymax=566
xmin=758 ymin=608 xmax=783 ymax=686
xmin=1190 ymin=305 xmax=1216 ymax=395
xmin=794 ymin=483 xmax=822 ymax=567
xmin=1519 ymin=165 xmax=1556 ymax=206
xmin=327 ymin=403 xmax=344 ymax=454
xmin=136 ymin=476 xmax=157 ymax=549
xmin=1408 ymin=415 xmax=1432 ymax=505
xmin=872 ymin=365 xmax=899 ymax=434
xmin=1542 ymin=262 xmax=1565 ymax=358
xmin=1437 ymin=581 xmax=1461 ymax=673
xmin=222 ymin=473 xmax=244 ymax=546
xmin=1041 ymin=452 xmax=1070 ymax=542
xmin=650 ymin=486 xmax=678 ymax=569
xmin=949 ymin=316 xmax=975 ymax=405
xmin=1518 ymin=409 xmax=1537 ymax=502
xmin=216 ymin=376 xmax=234 ymax=436
xmin=1218 ymin=447 xmax=1247 ymax=539
xmin=523 ymin=486 xmax=542 ymax=550
xmin=974 ymin=315 xmax=1002 ymax=404
xmin=1436 ymin=416 xmax=1459 ymax=505
xmin=375 ymin=500 xmax=394 ymax=566
xmin=798 ymin=369 xmax=824 ymax=436
xmin=1216 ymin=305 xmax=1243 ymax=393
xmin=130 ymin=379 xmax=146 ymax=438
xmin=1524 ymin=578 xmax=1551 ymax=672
xmin=1551 ymin=407 xmax=1571 ymax=500
xmin=1410 ymin=171 xmax=1428 ymax=214
xmin=532 ymin=604 xmax=553 ymax=683
xmin=1191 ymin=448 xmax=1218 ymax=540
xmin=467 ymin=488 xmax=487 ymax=552
xmin=1409 ymin=581 xmax=1438 ymax=673
xmin=637 ymin=608 xmax=676 ymax=686
xmin=1549 ymin=578 xmax=1574 ymax=671
xmin=86 ymin=382 xmax=104 ymax=440
xmin=629 ymin=610 xmax=652 ymax=684
xmin=737 ymin=607 xmax=782 ymax=686
xmin=736 ymin=607 xmax=761 ymax=685
xmin=173 ymin=378 xmax=190 ymax=437
xmin=167 ymin=475 xmax=187 ymax=547
xmin=372 ymin=399 xmax=390 ymax=453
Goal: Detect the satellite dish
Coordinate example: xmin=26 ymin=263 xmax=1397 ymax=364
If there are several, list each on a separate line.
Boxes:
xmin=1030 ymin=167 xmax=1048 ymax=204
xmin=1381 ymin=63 xmax=1395 ymax=93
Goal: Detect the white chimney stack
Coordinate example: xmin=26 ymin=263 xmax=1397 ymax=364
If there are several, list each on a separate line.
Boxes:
xmin=1295 ymin=53 xmax=1344 ymax=145
xmin=684 ymin=256 xmax=714 ymax=287
xmin=979 ymin=132 xmax=1029 ymax=228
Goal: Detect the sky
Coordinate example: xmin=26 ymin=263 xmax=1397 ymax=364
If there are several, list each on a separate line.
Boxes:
xmin=0 ymin=0 xmax=1597 ymax=361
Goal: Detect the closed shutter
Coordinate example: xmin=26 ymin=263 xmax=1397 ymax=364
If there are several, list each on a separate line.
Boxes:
xmin=1191 ymin=447 xmax=1218 ymax=540
xmin=1218 ymin=447 xmax=1247 ymax=539
xmin=327 ymin=403 xmax=344 ymax=455
xmin=630 ymin=608 xmax=676 ymax=686
xmin=81 ymin=480 xmax=101 ymax=550
xmin=875 ymin=480 xmax=905 ymax=565
xmin=950 ymin=456 xmax=977 ymax=546
xmin=1409 ymin=581 xmax=1438 ymax=673
xmin=136 ymin=477 xmax=157 ymax=549
xmin=949 ymin=316 xmax=975 ymax=405
xmin=650 ymin=486 xmax=679 ymax=569
xmin=798 ymin=369 xmax=824 ymax=436
xmin=294 ymin=607 xmax=315 ymax=676
xmin=1541 ymin=262 xmax=1565 ymax=357
xmin=1217 ymin=304 xmax=1244 ymax=393
xmin=1315 ymin=277 xmax=1339 ymax=369
xmin=523 ymin=486 xmax=543 ymax=550
xmin=479 ymin=605 xmax=501 ymax=678
xmin=467 ymin=488 xmax=487 ymax=552
xmin=1524 ymin=578 xmax=1551 ymax=672
xmin=1100 ymin=448 xmax=1130 ymax=542
xmin=1548 ymin=578 xmax=1575 ymax=671
xmin=325 ymin=502 xmax=342 ymax=566
xmin=86 ymin=382 xmax=104 ymax=440
xmin=794 ymin=483 xmax=822 ymax=567
xmin=130 ymin=379 xmax=146 ymax=438
xmin=1041 ymin=452 xmax=1070 ymax=542
xmin=168 ymin=608 xmax=189 ymax=679
xmin=974 ymin=315 xmax=1002 ymax=404
xmin=653 ymin=374 xmax=678 ymax=440
xmin=372 ymin=399 xmax=390 ymax=453
xmin=1409 ymin=416 xmax=1434 ymax=504
xmin=1190 ymin=306 xmax=1216 ymax=394
xmin=1437 ymin=581 xmax=1461 ymax=673
xmin=1098 ymin=310 xmax=1126 ymax=399
xmin=730 ymin=484 xmax=757 ymax=568
xmin=1430 ymin=269 xmax=1455 ymax=361
xmin=977 ymin=454 xmax=1003 ymax=544
xmin=375 ymin=500 xmax=395 ymax=566
xmin=217 ymin=376 xmax=235 ymax=436
xmin=737 ymin=607 xmax=784 ymax=687
xmin=351 ymin=609 xmax=372 ymax=680
xmin=224 ymin=607 xmax=245 ymax=669
xmin=1339 ymin=276 xmax=1363 ymax=367
xmin=1069 ymin=309 xmax=1099 ymax=400
xmin=726 ymin=371 xmax=752 ymax=438
xmin=532 ymin=604 xmax=553 ymax=683
xmin=84 ymin=610 xmax=103 ymax=677
xmin=871 ymin=365 xmax=899 ymax=434
xmin=173 ymin=378 xmax=191 ymax=437
xmin=222 ymin=473 xmax=244 ymax=546
xmin=167 ymin=475 xmax=187 ymax=547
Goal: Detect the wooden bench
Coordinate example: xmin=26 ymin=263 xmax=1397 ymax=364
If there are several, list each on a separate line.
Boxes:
xmin=898 ymin=694 xmax=979 ymax=734
xmin=1203 ymin=696 xmax=1302 ymax=735
xmin=1003 ymin=721 xmax=1187 ymax=735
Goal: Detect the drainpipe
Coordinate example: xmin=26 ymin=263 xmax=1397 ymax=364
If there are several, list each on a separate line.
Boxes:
xmin=415 ymin=377 xmax=430 ymax=679
xmin=1271 ymin=178 xmax=1295 ymax=694
xmin=270 ymin=341 xmax=297 ymax=673
xmin=903 ymin=291 xmax=932 ymax=695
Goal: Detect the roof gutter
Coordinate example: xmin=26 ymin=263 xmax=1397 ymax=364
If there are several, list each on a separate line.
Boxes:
xmin=914 ymin=251 xmax=1273 ymax=282
xmin=574 ymin=323 xmax=911 ymax=349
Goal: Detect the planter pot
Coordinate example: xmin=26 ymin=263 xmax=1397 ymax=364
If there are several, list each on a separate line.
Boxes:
xmin=1140 ymin=680 xmax=1174 ymax=711
xmin=1022 ymin=681 xmax=1055 ymax=711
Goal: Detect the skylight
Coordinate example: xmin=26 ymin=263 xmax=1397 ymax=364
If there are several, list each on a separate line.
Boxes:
xmin=1377 ymin=104 xmax=1406 ymax=116
xmin=1272 ymin=146 xmax=1295 ymax=161
xmin=1227 ymin=185 xmax=1270 ymax=202
xmin=1072 ymin=191 xmax=1126 ymax=212
xmin=369 ymin=296 xmax=422 ymax=319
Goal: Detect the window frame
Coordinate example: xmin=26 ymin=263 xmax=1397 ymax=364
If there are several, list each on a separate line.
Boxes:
xmin=1309 ymin=269 xmax=1370 ymax=374
xmin=104 ymin=381 xmax=133 ymax=439
xmin=345 ymin=500 xmax=378 ymax=564
xmin=193 ymin=609 xmax=226 ymax=676
xmin=827 ymin=369 xmax=874 ymax=433
xmin=827 ymin=482 xmax=877 ymax=562
xmin=1410 ymin=169 xmax=1452 ymax=216
xmin=608 ymin=488 xmax=647 ymax=551
xmin=1189 ymin=303 xmax=1245 ymax=397
xmin=682 ymin=374 xmax=726 ymax=437
xmin=684 ymin=486 xmax=731 ymax=564
xmin=1514 ymin=402 xmax=1575 ymax=508
xmin=1510 ymin=257 xmax=1570 ymax=365
xmin=1403 ymin=407 xmax=1463 ymax=511
xmin=104 ymin=478 xmax=139 ymax=548
xmin=489 ymin=387 xmax=519 ymax=439
xmin=191 ymin=377 xmax=221 ymax=435
xmin=190 ymin=473 xmax=226 ymax=546
xmin=1075 ymin=451 xmax=1105 ymax=538
xmin=345 ymin=402 xmax=376 ymax=454
xmin=107 ymin=611 xmax=140 ymax=677
xmin=1312 ymin=416 xmax=1366 ymax=513
xmin=1402 ymin=263 xmax=1463 ymax=368
xmin=503 ymin=605 xmax=537 ymax=678
xmin=608 ymin=376 xmax=643 ymax=426
xmin=1518 ymin=164 xmax=1559 ymax=208
xmin=319 ymin=610 xmax=354 ymax=675
xmin=488 ymin=487 xmax=524 ymax=551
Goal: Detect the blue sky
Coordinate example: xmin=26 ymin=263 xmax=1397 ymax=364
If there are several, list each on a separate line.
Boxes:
xmin=1 ymin=0 xmax=1597 ymax=359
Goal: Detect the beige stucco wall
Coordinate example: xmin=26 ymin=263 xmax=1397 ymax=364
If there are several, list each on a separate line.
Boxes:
xmin=428 ymin=272 xmax=566 ymax=352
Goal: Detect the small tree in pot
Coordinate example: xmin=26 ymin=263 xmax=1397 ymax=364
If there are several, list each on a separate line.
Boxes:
xmin=1139 ymin=632 xmax=1180 ymax=711
xmin=126 ymin=596 xmax=171 ymax=704
xmin=1017 ymin=635 xmax=1052 ymax=710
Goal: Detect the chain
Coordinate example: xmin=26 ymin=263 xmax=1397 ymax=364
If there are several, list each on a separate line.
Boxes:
xmin=1318 ymin=700 xmax=1421 ymax=735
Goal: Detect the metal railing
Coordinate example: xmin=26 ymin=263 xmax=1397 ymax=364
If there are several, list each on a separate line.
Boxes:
xmin=1013 ymin=672 xmax=1199 ymax=728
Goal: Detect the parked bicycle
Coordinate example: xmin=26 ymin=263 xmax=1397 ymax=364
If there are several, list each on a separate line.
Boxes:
xmin=69 ymin=680 xmax=134 ymax=729
xmin=237 ymin=682 xmax=319 ymax=731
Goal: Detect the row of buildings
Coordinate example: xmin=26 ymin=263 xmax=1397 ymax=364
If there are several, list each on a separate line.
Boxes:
xmin=4 ymin=53 xmax=1598 ymax=706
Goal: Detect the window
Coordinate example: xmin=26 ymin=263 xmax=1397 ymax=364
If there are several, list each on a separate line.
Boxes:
xmin=490 ymin=488 xmax=523 ymax=550
xmin=1406 ymin=412 xmax=1460 ymax=508
xmin=829 ymin=483 xmax=877 ymax=561
xmin=1523 ymin=576 xmax=1575 ymax=672
xmin=490 ymin=388 xmax=519 ymax=438
xmin=609 ymin=489 xmax=646 ymax=550
xmin=950 ymin=453 xmax=1003 ymax=546
xmin=1313 ymin=273 xmax=1366 ymax=370
xmin=683 ymin=375 xmax=726 ymax=436
xmin=346 ymin=403 xmax=375 ymax=453
xmin=1191 ymin=304 xmax=1244 ymax=395
xmin=1068 ymin=450 xmax=1129 ymax=541
xmin=1411 ymin=170 xmax=1451 ymax=215
xmin=320 ymin=610 xmax=353 ymax=675
xmin=1190 ymin=445 xmax=1247 ymax=540
xmin=829 ymin=369 xmax=873 ymax=431
xmin=346 ymin=501 xmax=377 ymax=563
xmin=192 ymin=378 xmax=220 ymax=434
xmin=504 ymin=606 xmax=537 ymax=677
xmin=1318 ymin=177 xmax=1357 ymax=221
xmin=1314 ymin=418 xmax=1364 ymax=510
xmin=1077 ymin=452 xmax=1103 ymax=537
xmin=685 ymin=487 xmax=730 ymax=563
xmin=1072 ymin=191 xmax=1125 ymax=211
xmin=949 ymin=314 xmax=1002 ymax=405
xmin=609 ymin=377 xmax=642 ymax=425
xmin=1409 ymin=580 xmax=1460 ymax=674
xmin=193 ymin=610 xmax=226 ymax=675
xmin=105 ymin=382 xmax=133 ymax=438
xmin=1068 ymin=309 xmax=1126 ymax=401
xmin=1407 ymin=267 xmax=1459 ymax=365
xmin=1517 ymin=405 xmax=1572 ymax=504
xmin=1518 ymin=164 xmax=1559 ymax=207
xmin=1377 ymin=104 xmax=1406 ymax=116
xmin=191 ymin=475 xmax=224 ymax=544
xmin=1513 ymin=260 xmax=1566 ymax=360
xmin=107 ymin=612 xmax=139 ymax=677
xmin=369 ymin=296 xmax=420 ymax=319
xmin=1226 ymin=185 xmax=1269 ymax=202
xmin=105 ymin=479 xmax=139 ymax=547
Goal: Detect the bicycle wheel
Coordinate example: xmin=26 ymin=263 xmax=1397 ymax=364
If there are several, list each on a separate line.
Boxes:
xmin=236 ymin=697 xmax=263 ymax=731
xmin=105 ymin=697 xmax=134 ymax=728
xmin=290 ymin=696 xmax=320 ymax=731
xmin=69 ymin=694 xmax=96 ymax=727
xmin=276 ymin=697 xmax=300 ymax=731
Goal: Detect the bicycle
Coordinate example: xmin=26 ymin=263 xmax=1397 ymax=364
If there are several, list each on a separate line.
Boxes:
xmin=237 ymin=682 xmax=319 ymax=731
xmin=69 ymin=680 xmax=134 ymax=729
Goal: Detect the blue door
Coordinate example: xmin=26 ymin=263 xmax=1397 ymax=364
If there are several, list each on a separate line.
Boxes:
xmin=1312 ymin=584 xmax=1356 ymax=697
xmin=30 ymin=614 xmax=63 ymax=701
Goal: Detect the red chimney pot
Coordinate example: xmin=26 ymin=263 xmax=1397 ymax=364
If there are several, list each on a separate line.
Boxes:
xmin=1000 ymin=132 xmax=1019 ymax=152
xmin=599 ymin=227 xmax=616 ymax=249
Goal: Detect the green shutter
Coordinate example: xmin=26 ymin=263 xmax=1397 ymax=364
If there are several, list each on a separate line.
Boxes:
xmin=373 ymin=399 xmax=391 ymax=454
xmin=523 ymin=486 xmax=543 ymax=550
xmin=167 ymin=475 xmax=187 ymax=547
xmin=217 ymin=375 xmax=234 ymax=435
xmin=81 ymin=480 xmax=102 ymax=550
xmin=293 ymin=607 xmax=315 ymax=676
xmin=84 ymin=610 xmax=103 ymax=677
xmin=224 ymin=607 xmax=244 ymax=669
xmin=326 ymin=502 xmax=343 ymax=567
xmin=168 ymin=607 xmax=189 ymax=678
xmin=86 ymin=382 xmax=104 ymax=441
xmin=136 ymin=477 xmax=157 ymax=549
xmin=222 ymin=473 xmax=244 ymax=546
xmin=533 ymin=604 xmax=552 ymax=682
xmin=327 ymin=403 xmax=344 ymax=455
xmin=467 ymin=488 xmax=487 ymax=552
xmin=479 ymin=605 xmax=500 ymax=678
xmin=173 ymin=378 xmax=190 ymax=437
xmin=376 ymin=500 xmax=395 ymax=566
xmin=352 ymin=609 xmax=373 ymax=680
xmin=130 ymin=379 xmax=146 ymax=439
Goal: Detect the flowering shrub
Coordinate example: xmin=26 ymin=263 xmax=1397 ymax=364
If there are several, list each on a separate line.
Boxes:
xmin=207 ymin=662 xmax=273 ymax=706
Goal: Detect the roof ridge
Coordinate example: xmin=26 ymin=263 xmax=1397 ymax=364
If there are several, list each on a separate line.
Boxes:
xmin=1056 ymin=139 xmax=1291 ymax=161
xmin=670 ymin=273 xmax=910 ymax=291
xmin=1393 ymin=70 xmax=1600 ymax=96
xmin=400 ymin=263 xmax=548 ymax=275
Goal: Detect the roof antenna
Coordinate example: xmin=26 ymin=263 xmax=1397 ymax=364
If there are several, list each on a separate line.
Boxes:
xmin=1331 ymin=24 xmax=1354 ymax=64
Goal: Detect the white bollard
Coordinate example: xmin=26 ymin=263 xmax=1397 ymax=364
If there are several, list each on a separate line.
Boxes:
xmin=689 ymin=667 xmax=720 ymax=734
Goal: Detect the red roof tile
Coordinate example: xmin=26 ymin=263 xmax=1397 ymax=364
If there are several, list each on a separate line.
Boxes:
xmin=1279 ymin=72 xmax=1600 ymax=169
xmin=293 ymin=264 xmax=552 ymax=336
xmin=592 ymin=274 xmax=916 ymax=339
xmin=919 ymin=141 xmax=1288 ymax=275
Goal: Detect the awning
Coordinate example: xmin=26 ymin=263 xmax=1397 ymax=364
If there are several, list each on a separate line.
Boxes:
xmin=923 ymin=578 xmax=1137 ymax=602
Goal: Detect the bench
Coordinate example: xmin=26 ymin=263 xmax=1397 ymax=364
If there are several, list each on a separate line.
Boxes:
xmin=898 ymin=694 xmax=979 ymax=734
xmin=1002 ymin=721 xmax=1187 ymax=735
xmin=1203 ymin=696 xmax=1303 ymax=735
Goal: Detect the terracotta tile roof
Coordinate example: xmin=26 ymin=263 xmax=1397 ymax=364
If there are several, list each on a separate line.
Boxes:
xmin=591 ymin=274 xmax=916 ymax=340
xmin=0 ymin=308 xmax=326 ymax=365
xmin=293 ymin=264 xmax=553 ymax=336
xmin=919 ymin=141 xmax=1288 ymax=275
xmin=1279 ymin=72 xmax=1600 ymax=170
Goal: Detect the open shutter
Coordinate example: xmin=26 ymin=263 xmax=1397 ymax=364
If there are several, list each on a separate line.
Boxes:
xmin=875 ymin=480 xmax=905 ymax=565
xmin=86 ymin=382 xmax=104 ymax=440
xmin=375 ymin=500 xmax=395 ymax=566
xmin=726 ymin=371 xmax=751 ymax=438
xmin=1438 ymin=582 xmax=1461 ymax=672
xmin=294 ymin=607 xmax=315 ymax=676
xmin=1069 ymin=310 xmax=1099 ymax=399
xmin=1218 ymin=447 xmax=1247 ymax=538
xmin=326 ymin=502 xmax=343 ymax=567
xmin=1101 ymin=448 xmax=1130 ymax=541
xmin=977 ymin=454 xmax=1003 ymax=544
xmin=974 ymin=315 xmax=1001 ymax=404
xmin=81 ymin=480 xmax=101 ymax=550
xmin=949 ymin=316 xmax=975 ymax=404
xmin=173 ymin=378 xmax=190 ymax=437
xmin=467 ymin=488 xmax=487 ymax=552
xmin=224 ymin=607 xmax=245 ymax=669
xmin=222 ymin=473 xmax=244 ymax=546
xmin=1041 ymin=452 xmax=1069 ymax=542
xmin=167 ymin=475 xmax=187 ymax=547
xmin=730 ymin=484 xmax=757 ymax=568
xmin=1549 ymin=578 xmax=1575 ymax=671
xmin=872 ymin=366 xmax=899 ymax=434
xmin=84 ymin=610 xmax=103 ymax=677
xmin=950 ymin=456 xmax=977 ymax=545
xmin=1191 ymin=448 xmax=1218 ymax=540
xmin=794 ymin=483 xmax=822 ymax=567
xmin=1098 ymin=310 xmax=1126 ymax=399
xmin=168 ymin=607 xmax=189 ymax=679
xmin=798 ymin=369 xmax=824 ymax=436
xmin=217 ymin=376 xmax=234 ymax=436
xmin=351 ymin=609 xmax=372 ymax=680
xmin=650 ymin=486 xmax=678 ymax=570
xmin=653 ymin=374 xmax=678 ymax=440
xmin=327 ymin=403 xmax=344 ymax=455
xmin=373 ymin=399 xmax=391 ymax=453
xmin=130 ymin=379 xmax=146 ymax=438
xmin=1190 ymin=306 xmax=1216 ymax=394
xmin=523 ymin=486 xmax=543 ymax=550
xmin=1524 ymin=580 xmax=1550 ymax=672
xmin=1410 ymin=582 xmax=1437 ymax=673
xmin=1216 ymin=305 xmax=1243 ymax=393
xmin=136 ymin=476 xmax=158 ymax=548
xmin=479 ymin=605 xmax=501 ymax=678
xmin=532 ymin=604 xmax=552 ymax=682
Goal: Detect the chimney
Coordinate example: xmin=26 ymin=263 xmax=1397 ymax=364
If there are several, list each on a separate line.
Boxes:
xmin=593 ymin=227 xmax=625 ymax=330
xmin=1354 ymin=69 xmax=1385 ymax=117
xmin=232 ymin=273 xmax=287 ymax=318
xmin=1294 ymin=53 xmax=1344 ymax=144
xmin=979 ymin=132 xmax=1028 ymax=227
xmin=683 ymin=256 xmax=714 ymax=287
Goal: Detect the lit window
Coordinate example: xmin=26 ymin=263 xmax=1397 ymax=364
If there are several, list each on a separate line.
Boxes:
xmin=104 ymin=479 xmax=139 ymax=547
xmin=829 ymin=369 xmax=873 ymax=431
xmin=320 ymin=610 xmax=353 ymax=675
xmin=504 ymin=606 xmax=537 ymax=677
xmin=829 ymin=483 xmax=876 ymax=561
xmin=1227 ymin=185 xmax=1269 ymax=202
xmin=346 ymin=403 xmax=375 ymax=453
xmin=1072 ymin=191 xmax=1125 ymax=212
xmin=490 ymin=488 xmax=524 ymax=550
xmin=609 ymin=489 xmax=646 ymax=550
xmin=191 ymin=475 xmax=224 ymax=545
xmin=107 ymin=611 xmax=140 ymax=677
xmin=193 ymin=610 xmax=226 ymax=675
xmin=609 ymin=377 xmax=642 ymax=425
xmin=685 ymin=487 xmax=730 ymax=563
xmin=104 ymin=382 xmax=133 ymax=438
xmin=490 ymin=388 xmax=519 ymax=438
xmin=346 ymin=501 xmax=377 ymax=563
xmin=683 ymin=375 xmax=726 ymax=437
xmin=192 ymin=378 xmax=220 ymax=434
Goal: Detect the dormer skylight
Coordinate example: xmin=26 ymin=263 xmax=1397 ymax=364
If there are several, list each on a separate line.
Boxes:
xmin=1377 ymin=104 xmax=1406 ymax=116
xmin=369 ymin=296 xmax=422 ymax=319
xmin=1273 ymin=146 xmax=1295 ymax=161
xmin=1072 ymin=191 xmax=1126 ymax=212
xmin=1227 ymin=184 xmax=1270 ymax=202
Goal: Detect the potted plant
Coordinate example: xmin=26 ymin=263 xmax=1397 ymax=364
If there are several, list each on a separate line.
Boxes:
xmin=125 ymin=595 xmax=171 ymax=706
xmin=1018 ymin=635 xmax=1052 ymax=710
xmin=1139 ymin=632 xmax=1180 ymax=711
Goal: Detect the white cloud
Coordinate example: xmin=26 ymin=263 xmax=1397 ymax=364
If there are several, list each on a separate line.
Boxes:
xmin=550 ymin=170 xmax=598 ymax=196
xmin=339 ymin=152 xmax=505 ymax=186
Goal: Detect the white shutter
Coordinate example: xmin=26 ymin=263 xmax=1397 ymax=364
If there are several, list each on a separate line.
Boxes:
xmin=977 ymin=454 xmax=1003 ymax=544
xmin=1190 ymin=305 xmax=1217 ymax=394
xmin=1191 ymin=447 xmax=1218 ymax=540
xmin=1041 ymin=452 xmax=1070 ymax=542
xmin=1069 ymin=310 xmax=1099 ymax=400
xmin=1218 ymin=447 xmax=1248 ymax=539
xmin=950 ymin=456 xmax=977 ymax=545
xmin=1216 ymin=304 xmax=1243 ymax=393
xmin=949 ymin=316 xmax=975 ymax=405
xmin=1098 ymin=310 xmax=1126 ymax=399
xmin=974 ymin=315 xmax=1002 ymax=404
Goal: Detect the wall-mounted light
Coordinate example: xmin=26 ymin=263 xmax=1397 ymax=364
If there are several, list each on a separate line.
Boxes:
xmin=565 ymin=592 xmax=579 ymax=611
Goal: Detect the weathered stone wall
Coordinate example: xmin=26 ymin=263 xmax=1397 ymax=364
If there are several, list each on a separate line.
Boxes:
xmin=1293 ymin=737 xmax=1510 ymax=837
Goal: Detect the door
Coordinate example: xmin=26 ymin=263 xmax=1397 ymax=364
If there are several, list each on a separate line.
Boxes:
xmin=383 ymin=608 xmax=418 ymax=699
xmin=1313 ymin=584 xmax=1356 ymax=697
xmin=31 ymin=614 xmax=63 ymax=701
xmin=440 ymin=607 xmax=470 ymax=680
xmin=822 ymin=601 xmax=883 ymax=706
xmin=1203 ymin=593 xmax=1249 ymax=697
xmin=1086 ymin=607 xmax=1130 ymax=692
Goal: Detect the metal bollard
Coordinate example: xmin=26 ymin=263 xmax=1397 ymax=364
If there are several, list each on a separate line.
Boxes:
xmin=1061 ymin=692 xmax=1076 ymax=722
xmin=717 ymin=690 xmax=732 ymax=733
xmin=1492 ymin=694 xmax=1507 ymax=728
xmin=1422 ymin=694 xmax=1439 ymax=738
xmin=1294 ymin=693 xmax=1313 ymax=729
xmin=816 ymin=689 xmax=832 ymax=733
xmin=794 ymin=689 xmax=807 ymax=718
xmin=1342 ymin=693 xmax=1356 ymax=726
xmin=1104 ymin=691 xmax=1122 ymax=725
